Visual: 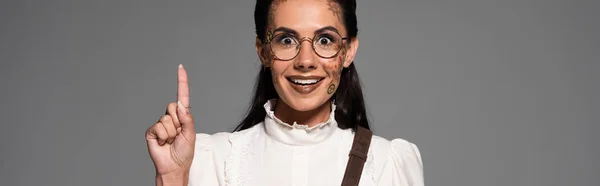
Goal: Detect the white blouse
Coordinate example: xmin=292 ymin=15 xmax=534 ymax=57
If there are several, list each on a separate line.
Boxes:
xmin=188 ymin=100 xmax=424 ymax=186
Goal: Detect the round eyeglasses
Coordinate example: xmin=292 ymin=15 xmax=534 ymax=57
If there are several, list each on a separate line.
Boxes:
xmin=267 ymin=31 xmax=348 ymax=61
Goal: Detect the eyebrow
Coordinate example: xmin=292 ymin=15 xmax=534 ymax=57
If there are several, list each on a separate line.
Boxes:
xmin=314 ymin=26 xmax=340 ymax=35
xmin=272 ymin=27 xmax=299 ymax=36
xmin=272 ymin=26 xmax=341 ymax=36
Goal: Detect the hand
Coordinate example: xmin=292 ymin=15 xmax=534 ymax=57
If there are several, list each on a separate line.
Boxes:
xmin=146 ymin=64 xmax=196 ymax=178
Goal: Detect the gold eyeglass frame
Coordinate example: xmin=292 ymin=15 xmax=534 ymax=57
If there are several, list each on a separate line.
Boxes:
xmin=265 ymin=32 xmax=349 ymax=61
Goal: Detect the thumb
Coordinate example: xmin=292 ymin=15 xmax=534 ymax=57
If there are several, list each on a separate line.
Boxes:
xmin=177 ymin=101 xmax=195 ymax=136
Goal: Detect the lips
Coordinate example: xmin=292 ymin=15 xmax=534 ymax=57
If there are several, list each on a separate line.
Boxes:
xmin=286 ymin=76 xmax=325 ymax=94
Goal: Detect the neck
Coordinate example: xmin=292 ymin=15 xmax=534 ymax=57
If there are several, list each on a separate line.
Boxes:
xmin=273 ymin=99 xmax=332 ymax=128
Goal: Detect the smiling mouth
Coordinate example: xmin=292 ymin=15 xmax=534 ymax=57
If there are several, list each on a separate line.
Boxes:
xmin=286 ymin=77 xmax=325 ymax=85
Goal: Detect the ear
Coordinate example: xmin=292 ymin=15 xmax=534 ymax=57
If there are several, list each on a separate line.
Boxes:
xmin=342 ymin=37 xmax=359 ymax=68
xmin=255 ymin=37 xmax=271 ymax=67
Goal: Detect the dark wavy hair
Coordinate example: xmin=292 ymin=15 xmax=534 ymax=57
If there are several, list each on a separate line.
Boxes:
xmin=234 ymin=0 xmax=369 ymax=131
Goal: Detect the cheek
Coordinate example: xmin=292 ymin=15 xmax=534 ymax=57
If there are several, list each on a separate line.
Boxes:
xmin=322 ymin=57 xmax=344 ymax=82
xmin=321 ymin=58 xmax=344 ymax=94
xmin=270 ymin=66 xmax=280 ymax=85
xmin=271 ymin=70 xmax=279 ymax=84
xmin=270 ymin=60 xmax=288 ymax=85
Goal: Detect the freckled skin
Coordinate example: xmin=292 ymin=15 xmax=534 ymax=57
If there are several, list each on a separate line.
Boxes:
xmin=326 ymin=0 xmax=342 ymax=19
xmin=322 ymin=55 xmax=344 ymax=94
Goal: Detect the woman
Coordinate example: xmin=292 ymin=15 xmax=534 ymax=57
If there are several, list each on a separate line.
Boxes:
xmin=145 ymin=0 xmax=424 ymax=185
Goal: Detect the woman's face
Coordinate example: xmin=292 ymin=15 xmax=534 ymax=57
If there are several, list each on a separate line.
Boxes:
xmin=257 ymin=0 xmax=359 ymax=112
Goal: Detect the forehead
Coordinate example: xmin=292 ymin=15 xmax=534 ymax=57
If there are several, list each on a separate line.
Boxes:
xmin=270 ymin=0 xmax=345 ymax=35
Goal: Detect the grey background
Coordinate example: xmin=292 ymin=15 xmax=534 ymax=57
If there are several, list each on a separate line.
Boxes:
xmin=0 ymin=0 xmax=598 ymax=185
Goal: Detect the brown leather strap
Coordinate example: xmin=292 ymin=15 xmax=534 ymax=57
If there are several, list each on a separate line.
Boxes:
xmin=341 ymin=126 xmax=373 ymax=186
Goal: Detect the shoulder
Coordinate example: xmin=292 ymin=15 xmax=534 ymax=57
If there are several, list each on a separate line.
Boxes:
xmin=341 ymin=129 xmax=422 ymax=166
xmin=369 ymin=135 xmax=422 ymax=166
xmin=368 ymin=135 xmax=424 ymax=185
xmin=340 ymin=129 xmax=421 ymax=159
xmin=194 ymin=132 xmax=231 ymax=151
xmin=194 ymin=123 xmax=264 ymax=151
xmin=370 ymin=136 xmax=421 ymax=160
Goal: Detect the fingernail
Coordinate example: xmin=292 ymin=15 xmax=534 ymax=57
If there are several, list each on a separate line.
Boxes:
xmin=177 ymin=101 xmax=188 ymax=115
xmin=179 ymin=64 xmax=183 ymax=68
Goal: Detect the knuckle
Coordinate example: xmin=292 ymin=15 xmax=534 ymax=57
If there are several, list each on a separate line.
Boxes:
xmin=165 ymin=102 xmax=177 ymax=115
xmin=160 ymin=115 xmax=172 ymax=123
xmin=164 ymin=122 xmax=176 ymax=130
xmin=154 ymin=122 xmax=164 ymax=131
xmin=146 ymin=125 xmax=154 ymax=134
xmin=167 ymin=102 xmax=177 ymax=109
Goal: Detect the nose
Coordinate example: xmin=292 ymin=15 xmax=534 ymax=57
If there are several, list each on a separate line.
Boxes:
xmin=294 ymin=37 xmax=318 ymax=71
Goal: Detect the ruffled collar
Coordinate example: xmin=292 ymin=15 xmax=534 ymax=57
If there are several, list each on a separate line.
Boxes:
xmin=263 ymin=99 xmax=338 ymax=146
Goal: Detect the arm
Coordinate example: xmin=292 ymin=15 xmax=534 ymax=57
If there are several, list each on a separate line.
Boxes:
xmin=155 ymin=171 xmax=189 ymax=186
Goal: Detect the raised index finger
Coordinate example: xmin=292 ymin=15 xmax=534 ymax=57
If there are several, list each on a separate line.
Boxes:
xmin=177 ymin=64 xmax=190 ymax=107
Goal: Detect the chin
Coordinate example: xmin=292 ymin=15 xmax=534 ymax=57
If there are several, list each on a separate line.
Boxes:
xmin=279 ymin=90 xmax=331 ymax=112
xmin=290 ymin=98 xmax=328 ymax=111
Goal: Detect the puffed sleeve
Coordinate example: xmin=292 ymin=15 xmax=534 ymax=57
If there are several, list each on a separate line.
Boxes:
xmin=188 ymin=132 xmax=232 ymax=186
xmin=377 ymin=139 xmax=424 ymax=186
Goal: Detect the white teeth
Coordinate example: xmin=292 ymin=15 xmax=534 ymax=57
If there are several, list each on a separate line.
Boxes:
xmin=292 ymin=79 xmax=320 ymax=85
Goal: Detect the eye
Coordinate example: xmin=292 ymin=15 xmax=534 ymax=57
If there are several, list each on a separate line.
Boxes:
xmin=276 ymin=35 xmax=297 ymax=46
xmin=315 ymin=34 xmax=338 ymax=46
xmin=282 ymin=37 xmax=294 ymax=44
xmin=317 ymin=37 xmax=332 ymax=45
